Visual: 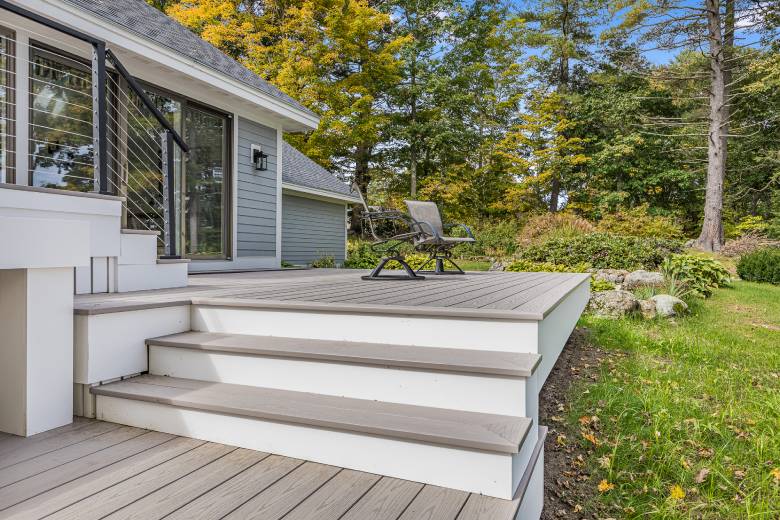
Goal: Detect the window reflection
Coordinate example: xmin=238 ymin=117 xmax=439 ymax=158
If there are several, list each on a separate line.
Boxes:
xmin=29 ymin=47 xmax=94 ymax=191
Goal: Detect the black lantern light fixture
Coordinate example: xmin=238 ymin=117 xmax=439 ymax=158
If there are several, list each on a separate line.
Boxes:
xmin=251 ymin=144 xmax=268 ymax=171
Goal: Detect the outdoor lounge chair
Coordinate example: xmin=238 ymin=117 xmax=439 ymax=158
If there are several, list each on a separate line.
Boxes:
xmin=405 ymin=200 xmax=475 ymax=275
xmin=352 ymin=184 xmax=427 ymax=280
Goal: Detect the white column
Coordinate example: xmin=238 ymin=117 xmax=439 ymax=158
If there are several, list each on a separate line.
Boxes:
xmin=0 ymin=268 xmax=74 ymax=436
xmin=14 ymin=30 xmax=29 ymax=186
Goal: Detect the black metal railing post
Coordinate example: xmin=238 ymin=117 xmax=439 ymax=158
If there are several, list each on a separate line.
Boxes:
xmin=160 ymin=130 xmax=178 ymax=258
xmin=92 ymin=41 xmax=108 ymax=194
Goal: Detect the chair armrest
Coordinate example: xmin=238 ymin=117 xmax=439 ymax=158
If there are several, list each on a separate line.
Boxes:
xmin=410 ymin=219 xmax=443 ymax=240
xmin=443 ymin=223 xmax=474 ymax=239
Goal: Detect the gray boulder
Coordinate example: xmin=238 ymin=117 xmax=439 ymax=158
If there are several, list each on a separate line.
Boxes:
xmin=624 ymin=270 xmax=665 ymax=290
xmin=595 ymin=269 xmax=630 ymax=284
xmin=489 ymin=261 xmax=506 ymax=272
xmin=587 ymin=290 xmax=639 ymax=318
xmin=638 ymin=299 xmax=657 ymax=319
xmin=651 ymin=294 xmax=688 ymax=317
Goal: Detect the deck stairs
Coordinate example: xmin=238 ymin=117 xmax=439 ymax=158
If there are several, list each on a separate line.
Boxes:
xmin=91 ymin=330 xmax=549 ymax=517
xmin=75 ymin=229 xmax=188 ymax=294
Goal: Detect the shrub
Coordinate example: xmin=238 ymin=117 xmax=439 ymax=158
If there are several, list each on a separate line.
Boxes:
xmin=721 ymin=234 xmax=780 ymax=257
xmin=729 ymin=215 xmax=768 ymax=239
xmin=452 ymin=220 xmax=521 ymax=259
xmin=505 ymin=259 xmax=614 ymax=292
xmin=386 ymin=253 xmax=430 ymax=270
xmin=596 ymin=204 xmax=684 ymax=239
xmin=518 ymin=233 xmax=681 ymax=270
xmin=505 ymin=259 xmax=590 ymax=273
xmin=591 ymin=278 xmax=616 ymax=292
xmin=736 ymin=248 xmax=780 ymax=284
xmin=517 ymin=212 xmax=594 ymax=245
xmin=344 ymin=240 xmax=380 ymax=269
xmin=310 ymin=254 xmax=335 ymax=268
xmin=660 ymin=254 xmax=731 ymax=298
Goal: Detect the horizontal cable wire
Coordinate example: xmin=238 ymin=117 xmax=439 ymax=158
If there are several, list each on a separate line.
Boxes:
xmin=29 ymin=153 xmax=94 ymax=169
xmin=29 ymin=123 xmax=93 ymax=141
xmin=30 ymin=106 xmax=91 ymax=126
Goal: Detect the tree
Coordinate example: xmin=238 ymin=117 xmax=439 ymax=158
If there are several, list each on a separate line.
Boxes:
xmin=518 ymin=0 xmax=608 ymax=211
xmin=613 ymin=0 xmax=779 ymax=250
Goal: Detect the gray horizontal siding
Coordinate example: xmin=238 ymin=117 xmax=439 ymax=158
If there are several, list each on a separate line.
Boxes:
xmin=237 ymin=117 xmax=277 ymax=257
xmin=282 ymin=194 xmax=346 ymax=265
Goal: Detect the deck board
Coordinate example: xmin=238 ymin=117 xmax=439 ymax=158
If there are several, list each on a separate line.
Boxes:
xmin=0 ymin=420 xmax=520 ymax=520
xmin=73 ymin=269 xmax=589 ymax=320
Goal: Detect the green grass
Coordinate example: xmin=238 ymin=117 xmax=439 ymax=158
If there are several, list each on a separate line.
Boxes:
xmin=455 ymin=259 xmax=492 ymax=271
xmin=574 ymin=281 xmax=780 ymax=518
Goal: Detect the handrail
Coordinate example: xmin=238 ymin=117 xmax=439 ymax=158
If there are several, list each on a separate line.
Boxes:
xmin=105 ymin=49 xmax=189 ymax=153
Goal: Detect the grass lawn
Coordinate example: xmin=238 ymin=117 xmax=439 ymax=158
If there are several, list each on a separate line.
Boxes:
xmin=573 ymin=281 xmax=780 ymax=518
xmin=456 ymin=259 xmax=492 ymax=271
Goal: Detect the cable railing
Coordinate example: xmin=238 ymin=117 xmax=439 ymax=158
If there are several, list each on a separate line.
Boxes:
xmin=0 ymin=3 xmax=189 ymax=258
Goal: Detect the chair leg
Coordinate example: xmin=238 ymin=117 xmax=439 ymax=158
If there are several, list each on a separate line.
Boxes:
xmin=416 ymin=253 xmax=466 ymax=275
xmin=362 ymin=256 xmax=426 ymax=281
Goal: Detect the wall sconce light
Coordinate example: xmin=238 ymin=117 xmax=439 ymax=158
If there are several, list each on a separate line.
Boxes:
xmin=251 ymin=144 xmax=268 ymax=171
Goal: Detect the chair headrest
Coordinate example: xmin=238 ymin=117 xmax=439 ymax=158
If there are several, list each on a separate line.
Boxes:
xmin=404 ymin=200 xmax=444 ymax=235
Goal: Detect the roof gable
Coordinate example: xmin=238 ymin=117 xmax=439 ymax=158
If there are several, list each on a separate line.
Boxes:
xmin=282 ymin=142 xmax=355 ymax=198
xmin=63 ymin=0 xmax=315 ymax=117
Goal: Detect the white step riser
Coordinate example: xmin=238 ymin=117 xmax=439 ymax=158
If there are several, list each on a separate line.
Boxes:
xmin=118 ymin=233 xmax=158 ymax=265
xmin=149 ymin=345 xmax=528 ymax=417
xmin=116 ymin=263 xmax=188 ymax=292
xmin=96 ymin=395 xmax=537 ymax=500
xmin=192 ymin=305 xmax=539 ymax=353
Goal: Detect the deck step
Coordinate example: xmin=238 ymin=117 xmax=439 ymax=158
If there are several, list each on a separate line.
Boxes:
xmin=91 ymin=375 xmax=531 ymax=454
xmin=147 ymin=331 xmax=541 ymax=377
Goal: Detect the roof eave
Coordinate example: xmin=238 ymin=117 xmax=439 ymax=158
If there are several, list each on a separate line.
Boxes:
xmin=282 ymin=183 xmax=361 ymax=204
xmin=39 ymin=0 xmax=319 ymax=131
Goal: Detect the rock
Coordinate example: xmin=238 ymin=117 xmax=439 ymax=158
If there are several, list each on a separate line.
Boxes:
xmin=651 ymin=294 xmax=688 ymax=317
xmin=587 ymin=290 xmax=639 ymax=318
xmin=623 ymin=269 xmax=665 ymax=290
xmin=638 ymin=299 xmax=657 ymax=319
xmin=595 ymin=269 xmax=630 ymax=284
xmin=489 ymin=261 xmax=506 ymax=272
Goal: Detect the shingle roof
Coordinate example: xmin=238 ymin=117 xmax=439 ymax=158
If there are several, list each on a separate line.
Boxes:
xmin=282 ymin=141 xmax=356 ymax=199
xmin=63 ymin=0 xmax=315 ymax=118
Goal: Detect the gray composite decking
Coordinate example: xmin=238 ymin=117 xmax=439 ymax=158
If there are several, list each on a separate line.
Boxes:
xmin=74 ymin=269 xmax=590 ymax=320
xmin=0 ymin=419 xmax=522 ymax=520
xmin=148 ymin=331 xmax=542 ymax=377
xmin=92 ymin=374 xmax=531 ymax=454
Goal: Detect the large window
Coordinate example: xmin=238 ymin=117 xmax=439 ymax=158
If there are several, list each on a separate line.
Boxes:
xmin=0 ymin=27 xmax=14 ymax=184
xmin=184 ymin=104 xmax=229 ymax=258
xmin=124 ymin=84 xmax=230 ymax=259
xmin=28 ymin=45 xmax=94 ymax=191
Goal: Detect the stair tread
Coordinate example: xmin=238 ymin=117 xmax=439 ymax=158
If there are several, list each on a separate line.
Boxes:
xmin=92 ymin=375 xmax=531 ymax=454
xmin=147 ymin=332 xmax=540 ymax=377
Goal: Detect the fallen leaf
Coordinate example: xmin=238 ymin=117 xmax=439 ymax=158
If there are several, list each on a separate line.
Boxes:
xmin=669 ymin=484 xmax=686 ymax=500
xmin=598 ymin=479 xmax=615 ymax=493
xmin=771 ymin=468 xmax=780 ymax=483
xmin=694 ymin=468 xmax=710 ymax=484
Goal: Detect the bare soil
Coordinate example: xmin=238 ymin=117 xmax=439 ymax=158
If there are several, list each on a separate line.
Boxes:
xmin=539 ymin=328 xmax=610 ymax=520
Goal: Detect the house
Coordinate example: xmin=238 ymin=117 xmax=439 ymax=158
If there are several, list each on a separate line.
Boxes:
xmin=0 ymin=2 xmax=589 ymax=518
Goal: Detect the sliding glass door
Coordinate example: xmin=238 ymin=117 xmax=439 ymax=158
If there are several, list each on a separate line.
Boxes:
xmin=183 ymin=104 xmax=229 ymax=259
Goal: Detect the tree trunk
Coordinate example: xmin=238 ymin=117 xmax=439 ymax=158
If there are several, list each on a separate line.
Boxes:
xmin=350 ymin=144 xmax=371 ymax=236
xmin=409 ymin=55 xmax=418 ymax=198
xmin=696 ymin=0 xmax=726 ymax=251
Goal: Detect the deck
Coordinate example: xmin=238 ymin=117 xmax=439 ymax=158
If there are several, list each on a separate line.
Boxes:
xmin=74 ymin=269 xmax=589 ymax=320
xmin=0 ymin=419 xmax=520 ymax=520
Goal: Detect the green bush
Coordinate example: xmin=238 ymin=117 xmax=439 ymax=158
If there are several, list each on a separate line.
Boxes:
xmin=517 ymin=233 xmax=681 ymax=270
xmin=386 ymin=253 xmax=430 ymax=270
xmin=452 ymin=220 xmax=521 ymax=258
xmin=596 ymin=204 xmax=684 ymax=239
xmin=591 ymin=278 xmax=616 ymax=292
xmin=661 ymin=254 xmax=731 ymax=298
xmin=310 ymin=254 xmax=336 ymax=268
xmin=344 ymin=241 xmax=380 ymax=269
xmin=505 ymin=259 xmax=590 ymax=273
xmin=736 ymin=248 xmax=780 ymax=284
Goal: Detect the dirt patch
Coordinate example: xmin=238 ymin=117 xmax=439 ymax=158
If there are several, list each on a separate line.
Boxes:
xmin=540 ymin=328 xmax=610 ymax=519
